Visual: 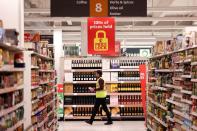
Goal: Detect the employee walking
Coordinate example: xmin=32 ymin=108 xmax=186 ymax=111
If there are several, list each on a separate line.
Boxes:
xmin=85 ymin=70 xmax=113 ymax=125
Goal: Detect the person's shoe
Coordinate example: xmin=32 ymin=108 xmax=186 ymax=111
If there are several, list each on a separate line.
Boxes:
xmin=85 ymin=120 xmax=93 ymax=125
xmin=104 ymin=121 xmax=113 ymax=125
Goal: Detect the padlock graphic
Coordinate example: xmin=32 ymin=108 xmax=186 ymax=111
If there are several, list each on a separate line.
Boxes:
xmin=94 ymin=30 xmax=108 ymax=51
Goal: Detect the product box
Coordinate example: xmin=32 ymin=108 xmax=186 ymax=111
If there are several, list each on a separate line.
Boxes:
xmin=4 ymin=29 xmax=19 ymax=46
xmin=155 ymin=41 xmax=165 ymax=55
xmin=175 ymin=35 xmax=183 ymax=51
xmin=0 ymin=20 xmax=3 ymax=27
xmin=165 ymin=40 xmax=174 ymax=52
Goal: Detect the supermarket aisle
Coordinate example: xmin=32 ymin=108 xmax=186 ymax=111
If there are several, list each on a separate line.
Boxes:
xmin=58 ymin=121 xmax=146 ymax=131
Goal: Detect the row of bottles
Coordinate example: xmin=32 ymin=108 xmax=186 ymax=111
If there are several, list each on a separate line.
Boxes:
xmin=120 ymin=107 xmax=144 ymax=116
xmin=73 ymin=72 xmax=96 ymax=81
xmin=73 ymin=107 xmax=104 ymax=116
xmin=118 ymin=95 xmax=142 ymax=105
xmin=117 ymin=83 xmax=141 ymax=92
xmin=72 ymin=60 xmax=102 ymax=69
xmin=64 ymin=96 xmax=110 ymax=105
xmin=73 ymin=84 xmax=96 ymax=93
xmin=118 ymin=71 xmax=140 ymax=81
xmin=110 ymin=60 xmax=146 ymax=69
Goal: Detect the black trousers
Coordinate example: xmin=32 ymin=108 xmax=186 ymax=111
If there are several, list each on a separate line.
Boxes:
xmin=90 ymin=97 xmax=112 ymax=122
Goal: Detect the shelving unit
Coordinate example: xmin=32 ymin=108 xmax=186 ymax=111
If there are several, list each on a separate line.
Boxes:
xmin=148 ymin=38 xmax=197 ymax=130
xmin=0 ymin=43 xmax=25 ymax=130
xmin=23 ymin=40 xmax=57 ymax=131
xmin=63 ymin=57 xmax=147 ymax=120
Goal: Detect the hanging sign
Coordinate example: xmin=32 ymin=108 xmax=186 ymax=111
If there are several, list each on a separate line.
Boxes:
xmin=88 ymin=17 xmax=115 ymax=55
xmin=51 ymin=0 xmax=147 ymax=17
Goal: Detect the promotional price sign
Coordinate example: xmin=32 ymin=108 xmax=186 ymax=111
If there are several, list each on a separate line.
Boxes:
xmin=139 ymin=64 xmax=147 ymax=122
xmin=88 ymin=17 xmax=115 ymax=55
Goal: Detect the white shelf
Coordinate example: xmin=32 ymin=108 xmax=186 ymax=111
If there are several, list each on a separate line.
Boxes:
xmin=0 ymin=102 xmax=24 ymax=117
xmin=7 ymin=119 xmax=24 ymax=131
xmin=151 ymin=86 xmax=167 ymax=91
xmin=0 ymin=85 xmax=23 ymax=95
xmin=149 ymin=98 xmax=167 ymax=110
xmin=174 ymin=118 xmax=183 ymax=125
xmin=166 ymin=99 xmax=183 ymax=107
xmin=64 ymin=104 xmax=142 ymax=108
xmin=191 ymin=62 xmax=197 ymax=66
xmin=106 ymin=81 xmax=141 ymax=84
xmin=148 ymin=112 xmax=167 ymax=127
xmin=173 ymin=109 xmax=192 ymax=121
xmin=0 ymin=65 xmax=24 ymax=72
xmin=172 ymin=77 xmax=183 ymax=81
xmin=155 ymin=69 xmax=174 ymax=73
xmin=31 ymin=85 xmax=40 ymax=90
xmin=64 ymin=92 xmax=141 ymax=96
xmin=0 ymin=43 xmax=23 ymax=52
xmin=181 ymin=99 xmax=192 ymax=105
xmin=172 ymin=93 xmax=182 ymax=98
xmin=147 ymin=125 xmax=154 ymax=131
xmin=181 ymin=75 xmax=191 ymax=79
xmin=39 ymin=69 xmax=55 ymax=73
xmin=191 ymin=95 xmax=197 ymax=99
xmin=32 ymin=99 xmax=39 ymax=104
xmin=32 ymin=52 xmax=54 ymax=61
xmin=37 ymin=90 xmax=54 ymax=99
xmin=162 ymin=84 xmax=182 ymax=90
xmin=39 ymin=80 xmax=54 ymax=85
xmin=174 ymin=69 xmax=184 ymax=72
xmin=181 ymin=89 xmax=192 ymax=95
xmin=191 ymin=112 xmax=197 ymax=117
xmin=31 ymin=66 xmax=39 ymax=69
xmin=191 ymin=79 xmax=197 ymax=82
xmin=103 ymin=68 xmax=139 ymax=72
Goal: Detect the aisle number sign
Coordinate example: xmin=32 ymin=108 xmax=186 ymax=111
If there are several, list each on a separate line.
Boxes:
xmin=51 ymin=0 xmax=147 ymax=17
xmin=88 ymin=17 xmax=115 ymax=55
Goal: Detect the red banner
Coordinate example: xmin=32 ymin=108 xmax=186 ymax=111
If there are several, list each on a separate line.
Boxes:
xmin=88 ymin=17 xmax=115 ymax=55
xmin=139 ymin=64 xmax=147 ymax=122
xmin=57 ymin=84 xmax=63 ymax=93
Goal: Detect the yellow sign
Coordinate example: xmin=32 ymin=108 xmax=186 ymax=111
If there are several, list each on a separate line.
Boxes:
xmin=94 ymin=30 xmax=108 ymax=51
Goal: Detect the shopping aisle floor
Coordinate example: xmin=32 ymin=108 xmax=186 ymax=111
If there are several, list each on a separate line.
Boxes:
xmin=58 ymin=121 xmax=146 ymax=131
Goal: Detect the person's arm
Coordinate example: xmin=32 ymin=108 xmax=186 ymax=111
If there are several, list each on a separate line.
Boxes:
xmin=95 ymin=78 xmax=104 ymax=91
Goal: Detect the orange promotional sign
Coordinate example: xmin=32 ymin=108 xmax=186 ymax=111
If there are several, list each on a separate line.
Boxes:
xmin=88 ymin=17 xmax=115 ymax=55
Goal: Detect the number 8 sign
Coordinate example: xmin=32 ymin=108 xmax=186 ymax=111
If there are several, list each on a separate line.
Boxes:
xmin=90 ymin=0 xmax=108 ymax=17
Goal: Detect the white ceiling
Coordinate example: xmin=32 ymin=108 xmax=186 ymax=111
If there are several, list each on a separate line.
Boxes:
xmin=24 ymin=0 xmax=197 ymax=43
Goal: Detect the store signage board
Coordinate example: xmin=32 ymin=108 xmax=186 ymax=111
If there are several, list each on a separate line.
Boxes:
xmin=88 ymin=17 xmax=115 ymax=55
xmin=51 ymin=0 xmax=147 ymax=17
xmin=40 ymin=35 xmax=53 ymax=44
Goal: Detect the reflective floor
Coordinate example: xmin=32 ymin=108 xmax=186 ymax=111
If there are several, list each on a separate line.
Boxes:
xmin=58 ymin=121 xmax=146 ymax=131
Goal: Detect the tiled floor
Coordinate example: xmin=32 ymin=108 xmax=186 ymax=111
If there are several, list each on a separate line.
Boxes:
xmin=58 ymin=121 xmax=146 ymax=131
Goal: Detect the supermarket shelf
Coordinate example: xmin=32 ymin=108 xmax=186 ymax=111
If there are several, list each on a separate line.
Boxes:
xmin=191 ymin=125 xmax=197 ymax=131
xmin=0 ymin=43 xmax=23 ymax=52
xmin=65 ymin=81 xmax=96 ymax=84
xmin=48 ymin=119 xmax=55 ymax=127
xmin=191 ymin=95 xmax=197 ymax=99
xmin=191 ymin=79 xmax=197 ymax=82
xmin=64 ymin=92 xmax=141 ymax=96
xmin=151 ymin=86 xmax=167 ymax=91
xmin=191 ymin=62 xmax=197 ymax=66
xmin=39 ymin=69 xmax=55 ymax=73
xmin=181 ymin=75 xmax=191 ymax=79
xmin=155 ymin=69 xmax=174 ymax=73
xmin=65 ymin=81 xmax=141 ymax=84
xmin=174 ymin=69 xmax=184 ymax=72
xmin=31 ymin=66 xmax=39 ymax=69
xmin=166 ymin=116 xmax=175 ymax=122
xmin=191 ymin=112 xmax=197 ymax=117
xmin=106 ymin=81 xmax=141 ymax=84
xmin=37 ymin=90 xmax=54 ymax=99
xmin=31 ymin=85 xmax=40 ymax=90
xmin=149 ymin=98 xmax=167 ymax=110
xmin=181 ymin=99 xmax=192 ymax=105
xmin=64 ymin=104 xmax=142 ymax=108
xmin=0 ymin=65 xmax=24 ymax=72
xmin=37 ymin=116 xmax=48 ymax=128
xmin=39 ymin=80 xmax=55 ymax=85
xmin=0 ymin=85 xmax=23 ymax=95
xmin=181 ymin=90 xmax=192 ymax=95
xmin=7 ymin=119 xmax=24 ymax=131
xmin=32 ymin=52 xmax=53 ymax=61
xmin=172 ymin=93 xmax=182 ymax=98
xmin=166 ymin=99 xmax=183 ymax=107
xmin=172 ymin=77 xmax=183 ymax=81
xmin=162 ymin=84 xmax=182 ymax=90
xmin=103 ymin=68 xmax=140 ymax=72
xmin=150 ymin=46 xmax=197 ymax=59
xmin=148 ymin=112 xmax=167 ymax=127
xmin=173 ymin=109 xmax=192 ymax=120
xmin=32 ymin=99 xmax=39 ymax=104
xmin=0 ymin=102 xmax=24 ymax=117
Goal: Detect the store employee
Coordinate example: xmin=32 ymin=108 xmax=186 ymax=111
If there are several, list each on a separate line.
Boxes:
xmin=85 ymin=70 xmax=113 ymax=125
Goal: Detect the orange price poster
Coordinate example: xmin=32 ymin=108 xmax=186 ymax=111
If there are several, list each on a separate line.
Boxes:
xmin=88 ymin=17 xmax=115 ymax=55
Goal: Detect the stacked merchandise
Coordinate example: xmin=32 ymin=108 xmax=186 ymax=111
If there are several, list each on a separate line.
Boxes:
xmin=64 ymin=57 xmax=147 ymax=120
xmin=0 ymin=21 xmax=25 ymax=131
xmin=24 ymin=33 xmax=58 ymax=131
xmin=148 ymin=30 xmax=197 ymax=131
